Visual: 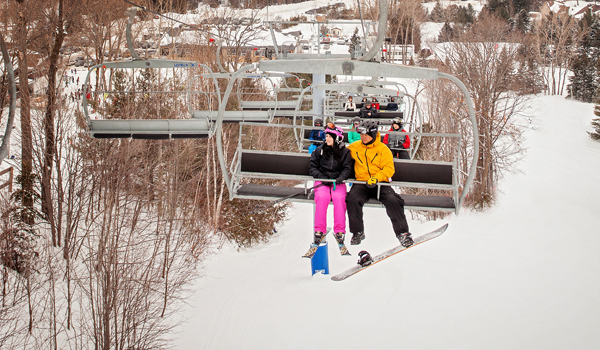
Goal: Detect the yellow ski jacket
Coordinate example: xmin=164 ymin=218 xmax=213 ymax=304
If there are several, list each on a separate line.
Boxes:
xmin=347 ymin=132 xmax=395 ymax=182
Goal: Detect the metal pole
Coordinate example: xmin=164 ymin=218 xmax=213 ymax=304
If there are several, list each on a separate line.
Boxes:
xmin=126 ymin=7 xmax=142 ymax=60
xmin=215 ymin=64 xmax=257 ymax=198
xmin=358 ymin=0 xmax=387 ymax=62
xmin=439 ymin=72 xmax=479 ymax=213
xmin=312 ymin=73 xmax=325 ymax=122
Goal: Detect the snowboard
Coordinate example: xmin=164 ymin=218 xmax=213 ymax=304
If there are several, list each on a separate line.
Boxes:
xmin=331 ymin=224 xmax=448 ymax=281
xmin=302 ymin=228 xmax=331 ymax=259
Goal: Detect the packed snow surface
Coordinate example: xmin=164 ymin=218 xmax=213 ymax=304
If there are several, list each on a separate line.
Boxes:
xmin=176 ymin=94 xmax=600 ymax=349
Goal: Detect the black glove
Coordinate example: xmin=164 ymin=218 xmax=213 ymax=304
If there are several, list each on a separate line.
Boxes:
xmin=335 ymin=177 xmax=344 ymax=185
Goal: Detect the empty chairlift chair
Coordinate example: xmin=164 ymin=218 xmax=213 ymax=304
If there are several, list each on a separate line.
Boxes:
xmin=83 ymin=59 xmax=214 ymax=139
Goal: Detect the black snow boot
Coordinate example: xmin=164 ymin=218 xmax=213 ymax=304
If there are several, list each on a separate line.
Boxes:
xmin=357 ymin=250 xmax=373 ymax=267
xmin=313 ymin=231 xmax=325 ymax=245
xmin=334 ymin=232 xmax=345 ymax=244
xmin=350 ymin=232 xmax=365 ymax=245
xmin=397 ymin=232 xmax=414 ymax=248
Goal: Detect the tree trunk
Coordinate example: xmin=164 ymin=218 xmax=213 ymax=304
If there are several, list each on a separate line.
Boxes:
xmin=43 ymin=0 xmax=67 ymax=247
xmin=16 ymin=5 xmax=34 ymax=225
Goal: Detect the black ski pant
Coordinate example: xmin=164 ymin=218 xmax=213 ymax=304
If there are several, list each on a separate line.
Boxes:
xmin=346 ymin=184 xmax=409 ymax=236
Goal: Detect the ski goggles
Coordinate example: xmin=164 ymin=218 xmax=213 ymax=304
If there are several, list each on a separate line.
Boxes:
xmin=356 ymin=126 xmax=377 ymax=135
xmin=355 ymin=126 xmax=367 ymax=134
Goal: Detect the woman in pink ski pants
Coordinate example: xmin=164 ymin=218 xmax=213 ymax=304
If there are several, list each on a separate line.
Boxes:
xmin=308 ymin=124 xmax=354 ymax=245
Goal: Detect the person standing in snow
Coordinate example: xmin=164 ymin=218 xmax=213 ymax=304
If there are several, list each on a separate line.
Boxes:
xmin=309 ymin=124 xmax=354 ymax=246
xmin=346 ymin=119 xmax=412 ymax=247
xmin=382 ymin=118 xmax=410 ymax=159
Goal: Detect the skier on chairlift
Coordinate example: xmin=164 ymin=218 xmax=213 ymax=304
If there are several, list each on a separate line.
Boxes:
xmin=309 ymin=123 xmax=354 ymax=248
xmin=359 ymin=101 xmax=378 ymax=118
xmin=346 ymin=119 xmax=413 ymax=248
xmin=383 ymin=118 xmax=410 ymax=159
xmin=347 ymin=117 xmax=362 ymax=144
xmin=308 ymin=118 xmax=326 ymax=154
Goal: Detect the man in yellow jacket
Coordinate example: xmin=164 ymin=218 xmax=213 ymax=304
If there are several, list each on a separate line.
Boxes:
xmin=346 ymin=120 xmax=413 ymax=247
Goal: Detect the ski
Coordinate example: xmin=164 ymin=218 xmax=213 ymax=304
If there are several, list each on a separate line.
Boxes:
xmin=333 ymin=233 xmax=351 ymax=256
xmin=337 ymin=243 xmax=351 ymax=256
xmin=331 ymin=224 xmax=448 ymax=281
xmin=302 ymin=228 xmax=331 ymax=259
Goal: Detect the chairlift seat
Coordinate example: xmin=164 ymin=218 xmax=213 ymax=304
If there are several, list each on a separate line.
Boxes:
xmin=334 ymin=111 xmax=404 ymax=119
xmin=89 ymin=119 xmax=211 ymax=139
xmin=192 ymin=110 xmax=272 ymax=123
xmin=240 ymin=100 xmax=300 ymax=111
xmin=235 ymin=150 xmax=457 ymax=211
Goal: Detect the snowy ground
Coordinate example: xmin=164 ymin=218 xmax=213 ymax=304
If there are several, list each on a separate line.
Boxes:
xmin=176 ymin=94 xmax=600 ymax=349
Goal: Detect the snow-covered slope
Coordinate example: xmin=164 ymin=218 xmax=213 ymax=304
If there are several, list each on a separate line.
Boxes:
xmin=176 ymin=94 xmax=600 ymax=349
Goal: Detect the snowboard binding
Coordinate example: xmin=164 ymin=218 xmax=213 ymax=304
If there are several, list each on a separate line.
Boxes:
xmin=357 ymin=250 xmax=373 ymax=267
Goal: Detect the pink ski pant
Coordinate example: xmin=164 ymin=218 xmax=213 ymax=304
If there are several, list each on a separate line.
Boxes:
xmin=314 ymin=182 xmax=347 ymax=233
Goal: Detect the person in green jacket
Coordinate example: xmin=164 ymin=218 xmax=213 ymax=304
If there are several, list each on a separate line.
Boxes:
xmin=347 ymin=117 xmax=361 ymax=144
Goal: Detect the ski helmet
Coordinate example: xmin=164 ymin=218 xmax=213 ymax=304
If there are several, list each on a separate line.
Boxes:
xmin=325 ymin=124 xmax=344 ymax=143
xmin=392 ymin=117 xmax=403 ymax=129
xmin=352 ymin=117 xmax=361 ymax=126
xmin=359 ymin=119 xmax=379 ymax=139
xmin=313 ymin=118 xmax=323 ymax=126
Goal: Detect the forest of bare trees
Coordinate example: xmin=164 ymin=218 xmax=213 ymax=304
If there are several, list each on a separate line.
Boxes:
xmin=0 ymin=0 xmax=290 ymax=348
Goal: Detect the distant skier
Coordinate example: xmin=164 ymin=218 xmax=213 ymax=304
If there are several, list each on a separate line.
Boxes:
xmin=309 ymin=124 xmax=354 ymax=247
xmin=308 ymin=118 xmax=325 ymax=154
xmin=346 ymin=119 xmax=413 ymax=247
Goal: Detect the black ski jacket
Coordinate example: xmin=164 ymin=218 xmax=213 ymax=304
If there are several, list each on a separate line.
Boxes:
xmin=309 ymin=144 xmax=354 ymax=180
xmin=359 ymin=105 xmax=378 ymax=118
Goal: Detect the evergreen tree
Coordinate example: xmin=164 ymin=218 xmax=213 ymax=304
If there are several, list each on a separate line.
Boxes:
xmin=514 ymin=9 xmax=530 ymax=33
xmin=483 ymin=0 xmax=510 ymax=21
xmin=349 ymin=28 xmax=360 ymax=59
xmin=438 ymin=22 xmax=454 ymax=42
xmin=568 ymin=18 xmax=600 ymax=102
xmin=430 ymin=1 xmax=444 ymax=22
xmin=589 ymin=91 xmax=600 ymax=140
xmin=456 ymin=5 xmax=476 ymax=25
xmin=109 ymin=69 xmax=128 ymax=118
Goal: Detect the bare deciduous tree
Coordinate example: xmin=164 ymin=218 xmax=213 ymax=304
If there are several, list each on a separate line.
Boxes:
xmin=424 ymin=14 xmax=529 ymax=209
xmin=531 ymin=12 xmax=580 ymax=95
